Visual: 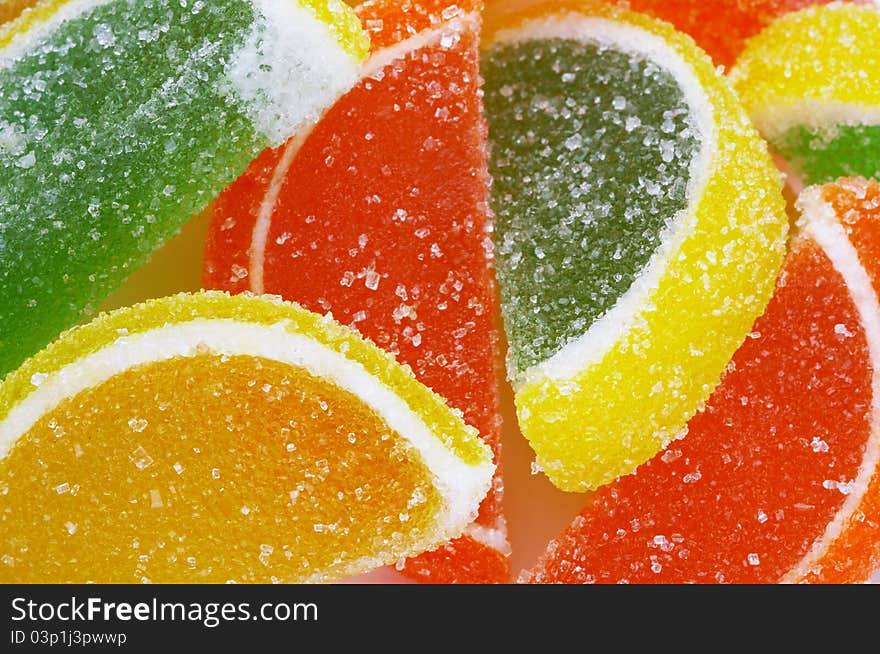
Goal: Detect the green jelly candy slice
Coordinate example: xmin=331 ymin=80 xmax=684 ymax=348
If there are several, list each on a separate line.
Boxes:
xmin=0 ymin=0 xmax=366 ymax=375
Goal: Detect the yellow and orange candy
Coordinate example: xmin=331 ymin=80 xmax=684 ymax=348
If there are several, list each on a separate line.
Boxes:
xmin=0 ymin=293 xmax=495 ymax=583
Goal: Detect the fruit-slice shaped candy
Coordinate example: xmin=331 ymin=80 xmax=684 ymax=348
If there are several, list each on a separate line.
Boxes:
xmin=0 ymin=0 xmax=369 ymax=377
xmin=730 ymin=4 xmax=880 ymax=191
xmin=481 ymin=0 xmax=788 ymax=491
xmin=0 ymin=0 xmax=36 ymax=25
xmin=525 ymin=178 xmax=880 ymax=584
xmin=601 ymin=0 xmax=849 ymax=68
xmin=205 ymin=0 xmax=510 ymax=583
xmin=0 ymin=292 xmax=494 ymax=583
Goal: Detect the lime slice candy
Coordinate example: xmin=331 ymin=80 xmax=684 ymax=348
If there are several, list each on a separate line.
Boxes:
xmin=482 ymin=0 xmax=788 ymax=491
xmin=0 ymin=0 xmax=369 ymax=376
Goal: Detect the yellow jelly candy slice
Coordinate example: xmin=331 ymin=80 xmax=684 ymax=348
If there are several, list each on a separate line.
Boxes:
xmin=730 ymin=4 xmax=880 ymax=188
xmin=0 ymin=292 xmax=494 ymax=583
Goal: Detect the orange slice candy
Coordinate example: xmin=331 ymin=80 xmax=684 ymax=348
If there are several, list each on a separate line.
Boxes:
xmin=204 ymin=0 xmax=510 ymax=582
xmin=0 ymin=293 xmax=494 ymax=583
xmin=525 ymin=178 xmax=880 ymax=584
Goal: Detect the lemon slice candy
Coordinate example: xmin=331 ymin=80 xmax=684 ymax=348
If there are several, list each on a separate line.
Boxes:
xmin=0 ymin=292 xmax=494 ymax=583
xmin=0 ymin=0 xmax=370 ymax=376
xmin=481 ymin=0 xmax=788 ymax=491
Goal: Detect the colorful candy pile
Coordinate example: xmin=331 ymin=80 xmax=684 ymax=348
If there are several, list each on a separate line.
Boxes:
xmin=1 ymin=0 xmax=880 ymax=583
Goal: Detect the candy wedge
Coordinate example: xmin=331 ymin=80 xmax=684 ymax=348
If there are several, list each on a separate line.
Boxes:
xmin=730 ymin=4 xmax=880 ymax=190
xmin=482 ymin=0 xmax=788 ymax=491
xmin=0 ymin=0 xmax=370 ymax=376
xmin=526 ymin=178 xmax=880 ymax=584
xmin=0 ymin=292 xmax=494 ymax=583
xmin=205 ymin=0 xmax=510 ymax=583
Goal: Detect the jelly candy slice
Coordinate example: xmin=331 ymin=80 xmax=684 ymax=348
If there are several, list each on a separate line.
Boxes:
xmin=0 ymin=0 xmax=369 ymax=376
xmin=603 ymin=0 xmax=847 ymax=68
xmin=730 ymin=4 xmax=880 ymax=189
xmin=0 ymin=292 xmax=494 ymax=583
xmin=481 ymin=0 xmax=788 ymax=491
xmin=205 ymin=0 xmax=510 ymax=583
xmin=525 ymin=178 xmax=880 ymax=584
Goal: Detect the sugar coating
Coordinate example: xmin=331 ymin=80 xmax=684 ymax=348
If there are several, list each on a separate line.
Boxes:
xmin=603 ymin=0 xmax=844 ymax=68
xmin=729 ymin=3 xmax=880 ymax=185
xmin=481 ymin=1 xmax=788 ymax=491
xmin=0 ymin=0 xmax=366 ymax=376
xmin=526 ymin=179 xmax=880 ymax=584
xmin=205 ymin=0 xmax=511 ymax=583
xmin=225 ymin=0 xmax=364 ymax=145
xmin=0 ymin=292 xmax=495 ymax=583
xmin=1 ymin=355 xmax=442 ymax=583
xmin=797 ymin=178 xmax=880 ymax=582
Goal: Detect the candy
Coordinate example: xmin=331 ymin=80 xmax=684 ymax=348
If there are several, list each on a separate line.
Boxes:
xmin=525 ymin=178 xmax=880 ymax=584
xmin=205 ymin=0 xmax=510 ymax=583
xmin=481 ymin=0 xmax=788 ymax=491
xmin=0 ymin=292 xmax=494 ymax=583
xmin=0 ymin=0 xmax=370 ymax=376
xmin=603 ymin=0 xmax=846 ymax=68
xmin=730 ymin=4 xmax=880 ymax=191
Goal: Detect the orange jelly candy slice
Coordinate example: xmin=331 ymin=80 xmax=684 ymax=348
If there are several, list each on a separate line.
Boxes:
xmin=204 ymin=0 xmax=509 ymax=582
xmin=526 ymin=178 xmax=880 ymax=584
